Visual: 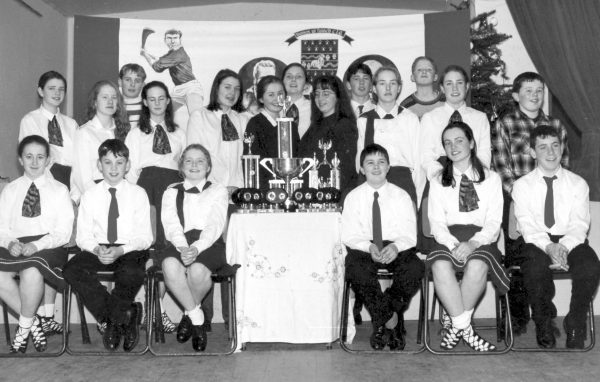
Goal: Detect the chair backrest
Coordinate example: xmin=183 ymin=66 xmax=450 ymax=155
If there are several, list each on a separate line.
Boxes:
xmin=421 ymin=195 xmax=433 ymax=238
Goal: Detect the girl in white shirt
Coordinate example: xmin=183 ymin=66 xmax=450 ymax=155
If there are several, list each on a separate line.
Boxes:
xmin=0 ymin=135 xmax=73 ymax=353
xmin=427 ymin=121 xmax=507 ymax=352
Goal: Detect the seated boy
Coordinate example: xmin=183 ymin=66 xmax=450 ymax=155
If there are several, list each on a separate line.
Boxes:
xmin=400 ymin=56 xmax=445 ymax=119
xmin=512 ymin=126 xmax=599 ymax=349
xmin=63 ymin=139 xmax=152 ymax=352
xmin=342 ymin=144 xmax=425 ymax=350
xmin=344 ymin=62 xmax=375 ymax=118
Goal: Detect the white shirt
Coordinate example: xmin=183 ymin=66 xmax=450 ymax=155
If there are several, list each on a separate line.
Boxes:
xmin=292 ymin=97 xmax=311 ymax=139
xmin=161 ymin=179 xmax=228 ymax=254
xmin=351 ymin=99 xmax=375 ymax=119
xmin=72 ymin=116 xmax=116 ymax=199
xmin=356 ymin=105 xmax=423 ymax=202
xmin=420 ymin=103 xmax=491 ymax=181
xmin=512 ymin=167 xmax=589 ymax=252
xmin=125 ymin=121 xmax=186 ymax=184
xmin=342 ymin=181 xmax=416 ymax=253
xmin=0 ymin=174 xmax=73 ymax=251
xmin=19 ymin=106 xmax=78 ymax=168
xmin=428 ymin=167 xmax=502 ymax=250
xmin=76 ymin=179 xmax=152 ymax=254
xmin=186 ymin=107 xmax=248 ymax=188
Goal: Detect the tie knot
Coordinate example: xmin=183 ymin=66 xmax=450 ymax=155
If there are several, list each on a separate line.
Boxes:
xmin=450 ymin=110 xmax=462 ymax=123
xmin=544 ymin=175 xmax=557 ymax=185
xmin=185 ymin=186 xmax=200 ymax=194
xmin=109 ymin=187 xmax=117 ymax=196
xmin=155 ymin=123 xmax=163 ymax=130
xmin=374 ymin=191 xmax=379 ymax=200
xmin=383 ymin=114 xmax=394 ymax=119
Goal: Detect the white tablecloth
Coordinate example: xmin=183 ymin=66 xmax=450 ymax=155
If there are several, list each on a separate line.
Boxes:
xmin=226 ymin=212 xmax=355 ymax=348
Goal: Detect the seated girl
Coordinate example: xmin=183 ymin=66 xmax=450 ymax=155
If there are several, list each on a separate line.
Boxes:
xmin=0 ymin=135 xmax=73 ymax=353
xmin=157 ymin=144 xmax=228 ymax=351
xmin=426 ymin=121 xmax=508 ymax=352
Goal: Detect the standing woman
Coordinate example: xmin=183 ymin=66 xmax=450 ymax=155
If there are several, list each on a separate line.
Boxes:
xmin=298 ymin=75 xmax=357 ymax=194
xmin=158 ymin=144 xmax=228 ymax=351
xmin=72 ymin=80 xmax=130 ymax=200
xmin=282 ymin=63 xmax=311 ymax=140
xmin=244 ymin=75 xmax=299 ymax=189
xmin=426 ymin=121 xmax=508 ymax=352
xmin=0 ymin=135 xmax=73 ymax=353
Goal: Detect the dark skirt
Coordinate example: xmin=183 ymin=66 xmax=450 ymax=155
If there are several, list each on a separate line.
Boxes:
xmin=0 ymin=234 xmax=68 ymax=289
xmin=137 ymin=166 xmax=182 ymax=207
xmin=425 ymin=224 xmax=509 ymax=294
xmin=154 ymin=229 xmax=227 ymax=273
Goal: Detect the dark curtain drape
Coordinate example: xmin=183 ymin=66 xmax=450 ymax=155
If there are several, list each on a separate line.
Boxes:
xmin=506 ymin=0 xmax=600 ymax=200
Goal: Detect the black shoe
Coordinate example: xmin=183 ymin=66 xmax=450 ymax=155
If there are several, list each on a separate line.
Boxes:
xmin=563 ymin=315 xmax=586 ymax=349
xmin=122 ymin=302 xmax=141 ymax=352
xmin=535 ymin=319 xmax=558 ymax=349
xmin=369 ymin=326 xmax=386 ymax=350
xmin=192 ymin=324 xmax=207 ymax=351
xmin=512 ymin=319 xmax=528 ymax=336
xmin=177 ymin=315 xmax=193 ymax=343
xmin=102 ymin=321 xmax=121 ymax=351
xmin=387 ymin=326 xmax=406 ymax=351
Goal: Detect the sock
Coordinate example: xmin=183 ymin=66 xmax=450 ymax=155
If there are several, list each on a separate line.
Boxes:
xmin=464 ymin=308 xmax=474 ymax=323
xmin=160 ymin=299 xmax=166 ymax=314
xmin=18 ymin=315 xmax=35 ymax=329
xmin=44 ymin=304 xmax=55 ymax=318
xmin=36 ymin=305 xmax=46 ymax=317
xmin=188 ymin=305 xmax=205 ymax=326
xmin=451 ymin=310 xmax=471 ymax=330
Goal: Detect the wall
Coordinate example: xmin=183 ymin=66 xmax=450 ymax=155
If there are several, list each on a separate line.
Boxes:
xmin=0 ymin=0 xmax=69 ymax=180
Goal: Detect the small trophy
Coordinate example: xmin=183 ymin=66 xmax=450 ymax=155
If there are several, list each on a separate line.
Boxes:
xmin=241 ymin=133 xmax=260 ymax=188
xmin=317 ymin=139 xmax=333 ymax=170
xmin=330 ymin=152 xmax=341 ymax=190
xmin=308 ymin=152 xmax=320 ymax=189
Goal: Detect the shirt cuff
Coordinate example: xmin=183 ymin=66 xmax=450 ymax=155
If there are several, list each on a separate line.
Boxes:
xmin=559 ymin=236 xmax=581 ymax=253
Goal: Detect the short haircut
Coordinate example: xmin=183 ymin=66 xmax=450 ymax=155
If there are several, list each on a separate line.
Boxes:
xmin=256 ymin=75 xmax=284 ymax=108
xmin=411 ymin=56 xmax=438 ymax=74
xmin=360 ymin=143 xmax=390 ymax=167
xmin=530 ymin=125 xmax=561 ymax=148
xmin=179 ymin=143 xmax=212 ymax=178
xmin=344 ymin=62 xmax=373 ymax=83
xmin=119 ymin=63 xmax=147 ymax=81
xmin=512 ymin=71 xmax=545 ymax=93
xmin=373 ymin=65 xmax=402 ymax=84
xmin=206 ymin=69 xmax=244 ymax=112
xmin=38 ymin=70 xmax=67 ymax=91
xmin=18 ymin=135 xmax=49 ymax=157
xmin=440 ymin=64 xmax=469 ymax=85
xmin=164 ymin=29 xmax=182 ymax=38
xmin=282 ymin=62 xmax=308 ymax=82
xmin=98 ymin=139 xmax=129 ymax=160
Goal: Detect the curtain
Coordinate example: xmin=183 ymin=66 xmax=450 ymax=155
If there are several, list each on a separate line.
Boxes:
xmin=506 ymin=0 xmax=600 ymax=200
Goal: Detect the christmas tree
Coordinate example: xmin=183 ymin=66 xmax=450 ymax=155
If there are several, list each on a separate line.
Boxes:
xmin=469 ymin=10 xmax=512 ymax=122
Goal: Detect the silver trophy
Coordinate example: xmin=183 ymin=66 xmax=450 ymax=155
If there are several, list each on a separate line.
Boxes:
xmin=317 ymin=139 xmax=333 ymax=170
xmin=308 ymin=152 xmax=320 ymax=189
xmin=330 ymin=152 xmax=341 ymax=190
xmin=241 ymin=133 xmax=260 ymax=188
xmin=260 ymin=157 xmax=314 ymax=195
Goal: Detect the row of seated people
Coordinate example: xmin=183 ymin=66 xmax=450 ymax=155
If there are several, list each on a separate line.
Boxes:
xmin=1 ymin=124 xmax=598 ymax=355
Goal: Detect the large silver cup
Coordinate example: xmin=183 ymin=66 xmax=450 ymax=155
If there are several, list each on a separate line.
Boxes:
xmin=260 ymin=157 xmax=315 ymax=194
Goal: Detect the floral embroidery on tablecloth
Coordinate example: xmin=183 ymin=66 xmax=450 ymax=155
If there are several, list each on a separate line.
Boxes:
xmin=246 ymin=238 xmax=289 ymax=278
xmin=237 ymin=315 xmax=260 ymax=328
xmin=310 ymin=243 xmax=345 ymax=283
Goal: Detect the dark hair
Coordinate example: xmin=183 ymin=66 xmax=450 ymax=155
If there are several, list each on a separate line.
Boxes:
xmin=206 ymin=69 xmax=244 ymax=113
xmin=310 ymin=75 xmax=356 ymax=125
xmin=164 ymin=29 xmax=182 ymax=38
xmin=18 ymin=135 xmax=49 ymax=157
xmin=38 ymin=71 xmax=67 ymax=92
xmin=179 ymin=143 xmax=212 ymax=178
xmin=119 ymin=63 xmax=147 ymax=81
xmin=344 ymin=62 xmax=373 ymax=83
xmin=530 ymin=125 xmax=561 ymax=149
xmin=512 ymin=71 xmax=545 ymax=93
xmin=440 ymin=64 xmax=470 ymax=86
xmin=282 ymin=62 xmax=308 ymax=83
xmin=440 ymin=121 xmax=485 ymax=187
xmin=360 ymin=143 xmax=390 ymax=167
xmin=256 ymin=75 xmax=284 ymax=108
xmin=85 ymin=80 xmax=130 ymax=142
xmin=98 ymin=138 xmax=129 ymax=160
xmin=411 ymin=56 xmax=438 ymax=74
xmin=138 ymin=81 xmax=177 ymax=134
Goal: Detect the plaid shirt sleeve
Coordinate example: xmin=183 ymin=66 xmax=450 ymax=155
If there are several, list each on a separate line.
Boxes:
xmin=551 ymin=118 xmax=570 ymax=169
xmin=492 ymin=117 xmax=516 ymax=193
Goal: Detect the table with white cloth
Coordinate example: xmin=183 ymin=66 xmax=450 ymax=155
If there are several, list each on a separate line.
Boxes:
xmin=226 ymin=212 xmax=355 ymax=349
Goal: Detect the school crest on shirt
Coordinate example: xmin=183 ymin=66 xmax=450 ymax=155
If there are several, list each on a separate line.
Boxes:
xmin=285 ymin=28 xmax=354 ymax=82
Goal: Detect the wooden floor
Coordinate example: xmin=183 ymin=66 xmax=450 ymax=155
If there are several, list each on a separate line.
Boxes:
xmin=0 ymin=317 xmax=598 ymax=382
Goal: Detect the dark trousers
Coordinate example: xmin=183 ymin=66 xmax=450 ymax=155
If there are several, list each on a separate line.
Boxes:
xmin=508 ymin=237 xmax=600 ymax=328
xmin=63 ymin=249 xmax=149 ymax=324
xmin=345 ymin=244 xmax=424 ymax=328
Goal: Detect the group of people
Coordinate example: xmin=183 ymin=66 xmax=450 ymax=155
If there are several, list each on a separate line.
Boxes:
xmin=0 ymin=47 xmax=598 ymax=355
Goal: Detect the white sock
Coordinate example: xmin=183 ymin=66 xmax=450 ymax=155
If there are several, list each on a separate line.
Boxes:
xmin=451 ymin=311 xmax=471 ymax=330
xmin=44 ymin=304 xmax=55 ymax=317
xmin=18 ymin=315 xmax=35 ymax=329
xmin=36 ymin=305 xmax=46 ymax=317
xmin=188 ymin=305 xmax=205 ymax=326
xmin=160 ymin=299 xmax=166 ymax=314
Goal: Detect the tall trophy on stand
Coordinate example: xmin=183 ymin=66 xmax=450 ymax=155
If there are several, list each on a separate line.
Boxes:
xmin=260 ymin=95 xmax=314 ymax=210
xmin=242 ymin=133 xmax=259 ymax=188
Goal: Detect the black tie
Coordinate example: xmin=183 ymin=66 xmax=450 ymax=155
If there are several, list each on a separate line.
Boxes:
xmin=22 ymin=183 xmax=41 ymax=218
xmin=107 ymin=187 xmax=119 ymax=244
xmin=185 ymin=186 xmax=200 ymax=194
xmin=544 ymin=176 xmax=557 ymax=228
xmin=357 ymin=105 xmax=364 ymax=115
xmin=458 ymin=174 xmax=479 ymax=212
xmin=449 ymin=110 xmax=462 ymax=123
xmin=287 ymin=103 xmax=299 ymax=127
xmin=152 ymin=124 xmax=172 ymax=154
xmin=47 ymin=116 xmax=63 ymax=147
xmin=383 ymin=114 xmax=394 ymax=119
xmin=221 ymin=114 xmax=239 ymax=141
xmin=372 ymin=191 xmax=383 ymax=251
